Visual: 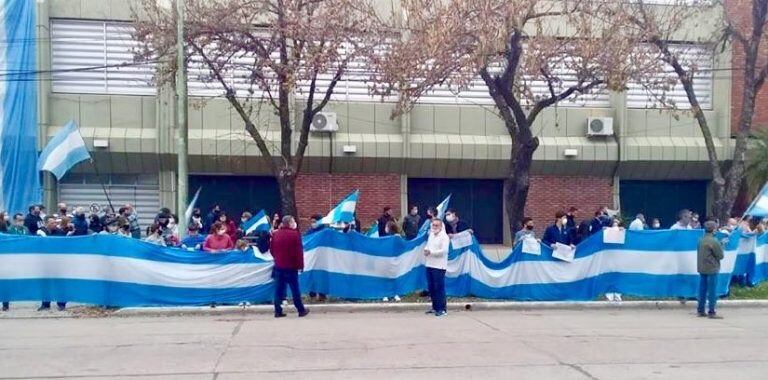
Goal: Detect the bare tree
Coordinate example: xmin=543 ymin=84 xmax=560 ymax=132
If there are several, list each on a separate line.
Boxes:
xmin=132 ymin=0 xmax=384 ymax=217
xmin=371 ymin=0 xmax=662 ymax=235
xmin=617 ymin=0 xmax=768 ymax=221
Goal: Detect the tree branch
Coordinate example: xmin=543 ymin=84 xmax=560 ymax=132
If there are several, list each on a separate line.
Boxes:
xmin=527 ymin=80 xmax=603 ymax=125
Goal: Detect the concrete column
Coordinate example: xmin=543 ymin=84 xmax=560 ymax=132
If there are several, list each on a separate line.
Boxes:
xmin=159 ymin=170 xmax=177 ymax=211
xmin=609 ymin=89 xmax=628 ymax=211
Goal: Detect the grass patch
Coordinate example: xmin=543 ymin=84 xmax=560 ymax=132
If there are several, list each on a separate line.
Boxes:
xmin=727 ymin=282 xmax=768 ymax=300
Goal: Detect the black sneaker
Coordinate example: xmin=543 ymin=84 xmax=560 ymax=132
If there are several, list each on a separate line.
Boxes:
xmin=274 ymin=313 xmax=287 ymax=318
xmin=425 ymin=309 xmax=435 ymax=315
xmin=708 ymin=313 xmax=723 ymax=320
xmin=697 ymin=312 xmax=707 ymax=318
xmin=57 ymin=305 xmax=66 ymax=312
xmin=37 ymin=306 xmax=50 ymax=312
xmin=298 ymin=309 xmax=310 ymax=318
xmin=1 ymin=305 xmax=8 ymax=312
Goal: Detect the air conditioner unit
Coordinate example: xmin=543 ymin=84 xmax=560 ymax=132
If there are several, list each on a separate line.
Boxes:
xmin=587 ymin=117 xmax=614 ymax=137
xmin=310 ymin=112 xmax=338 ymax=132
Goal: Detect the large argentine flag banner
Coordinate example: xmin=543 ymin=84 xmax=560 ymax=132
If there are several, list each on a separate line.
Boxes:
xmin=0 ymin=228 xmax=757 ymax=307
xmin=0 ymin=0 xmax=41 ymax=214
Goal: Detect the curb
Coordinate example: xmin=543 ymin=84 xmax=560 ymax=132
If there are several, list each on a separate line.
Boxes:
xmin=113 ymin=299 xmax=768 ymax=317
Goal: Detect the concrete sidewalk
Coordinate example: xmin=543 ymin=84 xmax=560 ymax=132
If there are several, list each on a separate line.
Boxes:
xmin=3 ymin=300 xmax=768 ymax=319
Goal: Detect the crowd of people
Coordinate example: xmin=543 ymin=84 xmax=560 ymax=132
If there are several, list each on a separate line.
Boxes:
xmin=2 ymin=199 xmax=766 ymax=318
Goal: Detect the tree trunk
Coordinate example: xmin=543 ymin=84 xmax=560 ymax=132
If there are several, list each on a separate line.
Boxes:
xmin=505 ymin=128 xmax=539 ymax=238
xmin=277 ymin=169 xmax=298 ymax=219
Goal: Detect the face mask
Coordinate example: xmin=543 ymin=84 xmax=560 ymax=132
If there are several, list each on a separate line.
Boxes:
xmin=526 ymin=225 xmax=534 ymax=231
xmin=290 ymin=222 xmax=298 ymax=230
xmin=446 ymin=215 xmax=455 ymax=223
xmin=217 ymin=229 xmax=226 ymax=236
xmin=561 ymin=218 xmax=568 ymax=226
xmin=60 ymin=209 xmax=67 ymax=215
xmin=241 ymin=218 xmax=248 ymax=224
xmin=653 ymin=223 xmax=660 ymax=229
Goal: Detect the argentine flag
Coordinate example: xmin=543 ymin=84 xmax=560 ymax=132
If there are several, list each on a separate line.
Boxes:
xmin=366 ymin=221 xmax=379 ymax=237
xmin=242 ymin=210 xmax=271 ymax=235
xmin=420 ymin=194 xmax=452 ymax=233
xmin=37 ymin=120 xmax=91 ymax=180
xmin=0 ymin=0 xmax=41 ymax=214
xmin=745 ymin=182 xmax=768 ymax=218
xmin=320 ymin=190 xmax=359 ymax=225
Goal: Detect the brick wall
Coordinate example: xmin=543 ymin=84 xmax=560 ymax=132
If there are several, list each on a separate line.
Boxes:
xmin=728 ymin=0 xmax=768 ymax=133
xmin=524 ymin=176 xmax=614 ymax=234
xmin=295 ymin=173 xmax=401 ymax=230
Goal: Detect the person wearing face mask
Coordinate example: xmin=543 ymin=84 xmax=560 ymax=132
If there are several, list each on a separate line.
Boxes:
xmin=690 ymin=213 xmax=702 ymax=229
xmin=542 ymin=211 xmax=574 ymax=248
xmin=629 ymin=213 xmax=646 ymax=231
xmin=120 ymin=204 xmax=141 ymax=239
xmin=204 ymin=205 xmax=221 ymax=234
xmin=377 ymin=207 xmax=395 ymax=237
xmin=190 ymin=207 xmax=203 ymax=231
xmin=271 ymin=216 xmax=309 ymax=318
xmin=55 ymin=203 xmax=72 ymax=220
xmin=402 ymin=205 xmax=422 ymax=240
xmin=719 ymin=218 xmax=739 ymax=235
xmin=8 ymin=213 xmax=29 ymax=235
xmin=71 ymin=207 xmax=89 ymax=236
xmin=444 ymin=209 xmax=471 ymax=237
xmin=238 ymin=211 xmax=252 ymax=236
xmin=649 ymin=218 xmax=662 ymax=230
xmin=143 ymin=224 xmax=167 ymax=246
xmin=217 ymin=211 xmax=238 ymax=243
xmin=424 ymin=218 xmax=450 ymax=317
xmin=514 ymin=217 xmax=537 ymax=245
xmin=203 ymin=222 xmax=235 ymax=253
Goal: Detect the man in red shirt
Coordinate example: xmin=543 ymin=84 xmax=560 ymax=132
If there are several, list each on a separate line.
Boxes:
xmin=270 ymin=215 xmax=309 ymax=318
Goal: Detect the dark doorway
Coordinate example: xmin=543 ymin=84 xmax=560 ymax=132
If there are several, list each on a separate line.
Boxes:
xmin=408 ymin=178 xmax=504 ymax=244
xmin=189 ymin=175 xmax=281 ymax=218
xmin=620 ymin=180 xmax=708 ymax=228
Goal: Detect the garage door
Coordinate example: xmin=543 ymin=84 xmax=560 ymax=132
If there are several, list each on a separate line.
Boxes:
xmin=58 ymin=174 xmax=161 ymax=233
xmin=408 ymin=178 xmax=503 ymax=244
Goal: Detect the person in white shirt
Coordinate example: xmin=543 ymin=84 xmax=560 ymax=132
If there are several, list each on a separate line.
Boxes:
xmin=629 ymin=214 xmax=645 ymax=231
xmin=670 ymin=209 xmax=692 ymax=230
xmin=424 ymin=218 xmax=450 ymax=317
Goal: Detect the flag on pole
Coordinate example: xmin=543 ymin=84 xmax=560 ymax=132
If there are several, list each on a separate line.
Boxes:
xmin=241 ymin=210 xmax=271 ymax=235
xmin=184 ymin=187 xmax=202 ymax=223
xmin=420 ymin=194 xmax=452 ymax=233
xmin=744 ymin=182 xmax=768 ymax=218
xmin=37 ymin=120 xmax=91 ymax=180
xmin=366 ymin=221 xmax=379 ymax=237
xmin=320 ymin=190 xmax=359 ymax=225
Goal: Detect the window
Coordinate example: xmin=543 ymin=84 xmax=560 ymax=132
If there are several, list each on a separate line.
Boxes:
xmin=626 ymin=44 xmax=714 ymax=110
xmin=295 ymin=42 xmax=395 ymax=102
xmin=51 ymin=19 xmax=156 ymax=95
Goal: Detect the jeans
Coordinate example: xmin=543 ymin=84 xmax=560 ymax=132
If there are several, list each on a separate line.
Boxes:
xmin=273 ymin=268 xmax=306 ymax=315
xmin=697 ymin=274 xmax=718 ymax=315
xmin=426 ymin=267 xmax=447 ymax=313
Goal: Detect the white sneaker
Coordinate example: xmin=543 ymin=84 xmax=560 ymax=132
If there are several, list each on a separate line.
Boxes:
xmin=393 ymin=295 xmax=401 ymax=302
xmin=614 ymin=294 xmax=622 ymax=302
xmin=605 ymin=293 xmax=615 ymax=302
xmin=382 ymin=297 xmax=389 ymax=302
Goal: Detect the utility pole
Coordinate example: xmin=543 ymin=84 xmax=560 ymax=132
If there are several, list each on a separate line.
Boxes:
xmin=176 ymin=0 xmax=189 ymax=238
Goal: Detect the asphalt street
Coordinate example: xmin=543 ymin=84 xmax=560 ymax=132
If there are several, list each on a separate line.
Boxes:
xmin=1 ymin=307 xmax=766 ymax=379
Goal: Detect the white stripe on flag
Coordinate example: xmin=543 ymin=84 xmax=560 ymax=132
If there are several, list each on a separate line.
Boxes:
xmin=756 ymin=196 xmax=768 ymax=211
xmin=340 ymin=201 xmax=357 ymax=213
xmin=40 ymin=130 xmax=87 ymax=172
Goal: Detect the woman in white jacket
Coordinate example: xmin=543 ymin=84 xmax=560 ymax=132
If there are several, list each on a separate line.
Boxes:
xmin=424 ymin=218 xmax=450 ymax=317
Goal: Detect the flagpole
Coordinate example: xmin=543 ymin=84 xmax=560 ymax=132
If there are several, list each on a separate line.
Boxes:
xmin=90 ymin=160 xmax=115 ymax=213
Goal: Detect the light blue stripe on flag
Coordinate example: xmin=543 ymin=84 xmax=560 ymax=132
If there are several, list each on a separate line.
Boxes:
xmin=320 ymin=190 xmax=359 ymax=225
xmin=242 ymin=210 xmax=270 ymax=235
xmin=1 ymin=0 xmax=41 ymax=214
xmin=37 ymin=120 xmax=92 ymax=180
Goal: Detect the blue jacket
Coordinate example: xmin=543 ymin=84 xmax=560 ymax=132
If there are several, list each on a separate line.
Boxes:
xmin=542 ymin=224 xmax=572 ymax=246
